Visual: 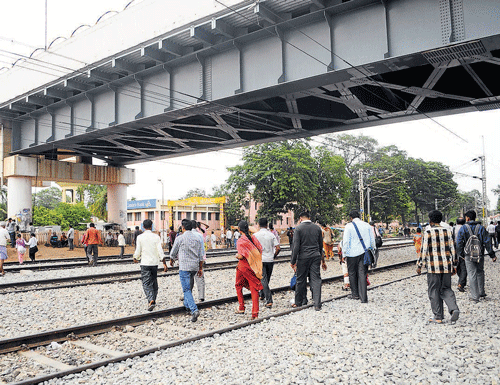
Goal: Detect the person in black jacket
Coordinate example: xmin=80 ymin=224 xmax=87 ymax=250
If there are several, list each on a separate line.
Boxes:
xmin=456 ymin=210 xmax=497 ymax=303
xmin=290 ymin=212 xmax=327 ymax=311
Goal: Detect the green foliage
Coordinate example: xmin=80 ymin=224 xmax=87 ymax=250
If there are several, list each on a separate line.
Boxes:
xmin=32 ymin=187 xmax=62 ymax=210
xmin=182 ymin=188 xmax=208 ymax=199
xmin=76 ymin=184 xmax=107 ymax=220
xmin=33 ymin=203 xmax=92 ymax=231
xmin=225 ymin=140 xmax=351 ymax=224
xmin=211 ymin=185 xmax=246 ymax=227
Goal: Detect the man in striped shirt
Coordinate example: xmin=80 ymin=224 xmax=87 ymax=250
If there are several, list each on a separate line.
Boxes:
xmin=417 ymin=210 xmax=459 ymax=324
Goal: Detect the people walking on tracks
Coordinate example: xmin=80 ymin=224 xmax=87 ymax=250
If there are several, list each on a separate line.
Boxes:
xmin=83 ymin=223 xmax=102 ymax=266
xmin=269 ymin=223 xmax=279 ymax=244
xmin=191 ymin=220 xmax=206 ymax=302
xmin=15 ymin=233 xmax=26 ymax=264
xmin=170 ymin=219 xmax=204 ymax=322
xmin=486 ymin=221 xmax=497 ymax=249
xmin=210 ymin=231 xmax=217 ymax=250
xmin=133 ymin=219 xmax=167 ymax=312
xmin=322 ymin=224 xmax=335 ymax=260
xmin=286 ymin=227 xmax=294 ymax=246
xmin=417 ymin=210 xmax=459 ymax=324
xmin=6 ymin=218 xmax=16 ymax=248
xmin=134 ymin=226 xmax=142 ymax=246
xmin=234 ymin=220 xmax=263 ymax=319
xmin=67 ymin=225 xmax=75 ymax=251
xmin=413 ymin=228 xmax=423 ymax=258
xmin=454 ymin=217 xmax=467 ymax=292
xmin=118 ymin=230 xmax=126 ymax=258
xmin=291 ymin=211 xmax=327 ymax=310
xmin=496 ymin=221 xmax=500 ymax=250
xmin=168 ymin=226 xmax=176 ymax=253
xmin=27 ymin=233 xmax=38 ymax=262
xmin=341 ymin=210 xmax=375 ymax=304
xmin=226 ymin=228 xmax=233 ymax=248
xmin=254 ymin=217 xmax=280 ymax=308
xmin=370 ymin=221 xmax=382 ymax=268
xmin=233 ymin=228 xmax=241 ymax=249
xmin=0 ymin=222 xmax=10 ymax=275
xmin=456 ymin=210 xmax=497 ymax=303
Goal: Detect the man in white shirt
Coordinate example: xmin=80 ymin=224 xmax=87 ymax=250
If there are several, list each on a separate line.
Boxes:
xmin=0 ymin=222 xmax=10 ymax=275
xmin=233 ymin=230 xmax=240 ymax=248
xmin=254 ymin=218 xmax=280 ymax=307
xmin=486 ymin=221 xmax=497 ymax=248
xmin=210 ymin=231 xmax=217 ymax=250
xmin=226 ymin=228 xmax=233 ymax=248
xmin=133 ymin=219 xmax=167 ymax=311
xmin=342 ymin=210 xmax=375 ymax=303
xmin=67 ymin=225 xmax=75 ymax=251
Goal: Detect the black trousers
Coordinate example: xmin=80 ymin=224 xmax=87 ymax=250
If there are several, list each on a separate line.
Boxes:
xmin=140 ymin=265 xmax=158 ymax=303
xmin=457 ymin=257 xmax=467 ymax=288
xmin=347 ymin=254 xmax=368 ymax=303
xmin=29 ymin=248 xmax=36 ymax=261
xmin=261 ymin=262 xmax=274 ymax=304
xmin=295 ymin=256 xmax=322 ymax=308
xmin=87 ymin=244 xmax=99 ymax=264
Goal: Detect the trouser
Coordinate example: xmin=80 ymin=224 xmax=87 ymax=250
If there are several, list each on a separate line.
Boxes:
xmin=457 ymin=257 xmax=467 ymax=288
xmin=465 ymin=257 xmax=485 ymax=301
xmin=140 ymin=265 xmax=158 ymax=303
xmin=68 ymin=238 xmax=74 ymax=250
xmin=295 ymin=256 xmax=322 ymax=308
xmin=193 ymin=270 xmax=205 ymax=300
xmin=489 ymin=233 xmax=497 ymax=248
xmin=119 ymin=246 xmax=125 ymax=258
xmin=341 ymin=260 xmax=350 ymax=289
xmin=261 ymin=262 xmax=274 ymax=304
xmin=17 ymin=250 xmax=24 ymax=264
xmin=372 ymin=248 xmax=379 ymax=268
xmin=227 ymin=239 xmax=232 ymax=248
xmin=180 ymin=270 xmax=198 ymax=314
xmin=323 ymin=243 xmax=334 ymax=259
xmin=29 ymin=248 xmax=36 ymax=262
xmin=427 ymin=273 xmax=458 ymax=320
xmin=497 ymin=233 xmax=500 ymax=248
xmin=87 ymin=244 xmax=99 ymax=265
xmin=347 ymin=254 xmax=368 ymax=303
xmin=235 ymin=265 xmax=262 ymax=318
xmin=9 ymin=232 xmax=15 ymax=248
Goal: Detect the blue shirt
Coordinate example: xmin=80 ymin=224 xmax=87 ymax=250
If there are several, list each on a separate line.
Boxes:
xmin=342 ymin=218 xmax=375 ymax=257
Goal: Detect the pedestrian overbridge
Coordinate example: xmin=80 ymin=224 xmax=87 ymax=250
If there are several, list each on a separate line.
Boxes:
xmin=1 ymin=0 xmax=499 ymax=166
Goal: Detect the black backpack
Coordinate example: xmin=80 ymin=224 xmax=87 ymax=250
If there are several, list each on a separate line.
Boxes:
xmin=464 ymin=224 xmax=482 ymax=263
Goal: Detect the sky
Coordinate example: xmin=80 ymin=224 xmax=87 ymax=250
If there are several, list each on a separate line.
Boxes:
xmin=1 ymin=0 xmax=499 ymax=208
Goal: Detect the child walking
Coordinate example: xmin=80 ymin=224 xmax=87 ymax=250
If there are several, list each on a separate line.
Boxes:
xmin=15 ymin=233 xmax=26 ymax=264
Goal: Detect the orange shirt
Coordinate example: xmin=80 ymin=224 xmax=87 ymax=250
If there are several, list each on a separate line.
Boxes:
xmin=84 ymin=227 xmax=102 ymax=245
xmin=413 ymin=233 xmax=422 ymax=253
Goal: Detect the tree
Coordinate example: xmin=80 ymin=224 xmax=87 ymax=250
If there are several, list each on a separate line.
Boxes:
xmin=225 ymin=140 xmax=350 ymax=224
xmin=32 ymin=202 xmax=92 ymax=230
xmin=211 ymin=185 xmax=246 ymax=227
xmin=182 ymin=188 xmax=208 ymax=199
xmin=33 ymin=187 xmax=62 ymax=210
xmin=76 ymin=184 xmax=107 ymax=220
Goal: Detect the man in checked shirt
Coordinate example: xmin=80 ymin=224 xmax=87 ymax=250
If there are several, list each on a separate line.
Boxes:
xmin=170 ymin=219 xmax=204 ymax=322
xmin=417 ymin=210 xmax=459 ymax=324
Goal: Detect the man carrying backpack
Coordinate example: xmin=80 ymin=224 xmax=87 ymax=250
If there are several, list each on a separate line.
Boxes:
xmin=456 ymin=210 xmax=497 ymax=303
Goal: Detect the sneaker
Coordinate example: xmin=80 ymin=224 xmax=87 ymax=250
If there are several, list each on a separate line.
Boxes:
xmin=469 ymin=298 xmax=479 ymax=304
xmin=480 ymin=293 xmax=487 ymax=298
xmin=450 ymin=310 xmax=460 ymax=323
xmin=147 ymin=300 xmax=156 ymax=312
xmin=191 ymin=310 xmax=200 ymax=322
xmin=428 ymin=318 xmax=443 ymax=324
xmin=199 ymin=298 xmax=205 ymax=302
xmin=457 ymin=285 xmax=465 ymax=293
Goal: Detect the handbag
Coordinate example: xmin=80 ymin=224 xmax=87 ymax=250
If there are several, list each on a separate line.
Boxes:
xmin=375 ymin=236 xmax=383 ymax=248
xmin=290 ymin=275 xmax=297 ymax=290
xmin=352 ymin=222 xmax=376 ymax=267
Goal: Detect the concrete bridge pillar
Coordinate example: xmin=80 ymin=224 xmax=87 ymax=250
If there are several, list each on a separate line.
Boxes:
xmin=107 ymin=184 xmax=128 ymax=229
xmin=7 ymin=176 xmax=32 ymax=226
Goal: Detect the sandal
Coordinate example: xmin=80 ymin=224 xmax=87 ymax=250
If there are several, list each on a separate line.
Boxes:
xmin=428 ymin=318 xmax=443 ymax=324
xmin=265 ymin=303 xmax=273 ymax=308
xmin=291 ymin=304 xmax=298 ymax=308
xmin=235 ymin=309 xmax=245 ymax=314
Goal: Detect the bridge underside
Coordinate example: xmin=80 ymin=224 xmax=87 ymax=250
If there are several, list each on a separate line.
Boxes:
xmin=2 ymin=0 xmax=500 ymax=165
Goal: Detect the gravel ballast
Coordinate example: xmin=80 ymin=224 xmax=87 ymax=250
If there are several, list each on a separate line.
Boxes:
xmin=42 ymin=257 xmax=500 ymax=385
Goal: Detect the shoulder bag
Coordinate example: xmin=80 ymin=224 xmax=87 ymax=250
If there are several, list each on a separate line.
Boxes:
xmin=352 ymin=222 xmax=376 ymax=267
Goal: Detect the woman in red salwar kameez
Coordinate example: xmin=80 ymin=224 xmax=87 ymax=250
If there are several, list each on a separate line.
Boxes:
xmin=235 ymin=220 xmax=263 ymax=319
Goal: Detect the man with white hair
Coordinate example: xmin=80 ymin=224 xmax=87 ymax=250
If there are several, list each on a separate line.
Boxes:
xmin=0 ymin=222 xmax=11 ymax=275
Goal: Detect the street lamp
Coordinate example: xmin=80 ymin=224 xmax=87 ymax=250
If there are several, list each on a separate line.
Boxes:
xmin=158 ymin=179 xmax=165 ymax=245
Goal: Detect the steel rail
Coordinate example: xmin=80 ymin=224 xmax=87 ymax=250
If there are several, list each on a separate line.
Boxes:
xmin=8 ymin=259 xmax=420 ymax=385
xmin=0 ymin=258 xmax=416 ymax=355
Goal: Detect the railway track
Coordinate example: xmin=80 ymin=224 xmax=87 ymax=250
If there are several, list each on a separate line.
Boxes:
xmin=2 ymin=257 xmax=419 ymax=385
xmin=0 ymin=243 xmax=413 ymax=293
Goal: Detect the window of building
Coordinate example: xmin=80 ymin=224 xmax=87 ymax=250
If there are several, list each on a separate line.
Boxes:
xmin=286 ymin=217 xmax=289 ymax=225
xmin=215 ymin=213 xmax=220 ymax=221
xmin=160 ymin=211 xmax=165 ymax=220
xmin=244 ymin=201 xmax=250 ymax=210
xmin=255 ymin=202 xmax=258 ymax=210
xmin=193 ymin=212 xmax=197 ymax=220
xmin=201 ymin=212 xmax=206 ymax=221
xmin=147 ymin=211 xmax=155 ymax=220
xmin=177 ymin=212 xmax=181 ymax=220
xmin=127 ymin=213 xmax=133 ymax=221
xmin=208 ymin=212 xmax=212 ymax=221
xmin=135 ymin=212 xmax=141 ymax=221
xmin=186 ymin=212 xmax=191 ymax=220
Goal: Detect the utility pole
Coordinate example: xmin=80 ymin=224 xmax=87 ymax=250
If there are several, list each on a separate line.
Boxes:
xmin=480 ymin=154 xmax=487 ymax=224
xmin=435 ymin=198 xmax=438 ymax=210
xmin=367 ymin=187 xmax=371 ymax=223
xmin=359 ymin=169 xmax=364 ymax=221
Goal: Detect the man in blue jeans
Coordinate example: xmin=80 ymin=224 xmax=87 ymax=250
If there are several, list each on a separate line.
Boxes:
xmin=456 ymin=210 xmax=497 ymax=303
xmin=170 ymin=219 xmax=204 ymax=322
